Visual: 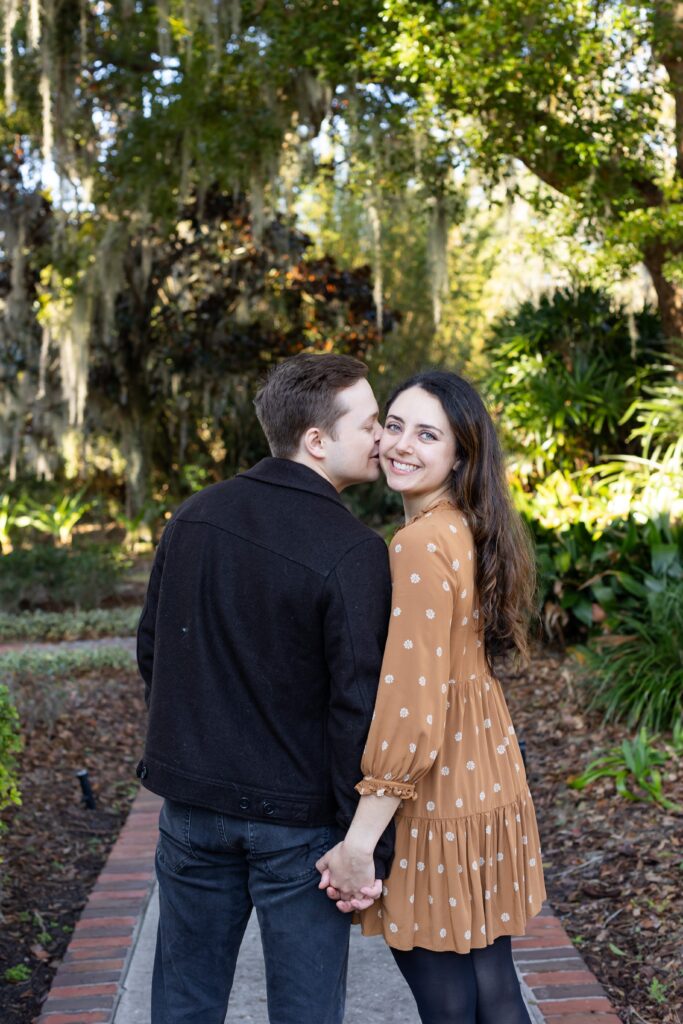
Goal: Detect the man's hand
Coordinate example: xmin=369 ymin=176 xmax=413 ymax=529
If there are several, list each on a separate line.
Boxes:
xmin=317 ymin=863 xmax=382 ymax=912
xmin=315 ymin=841 xmax=379 ymax=909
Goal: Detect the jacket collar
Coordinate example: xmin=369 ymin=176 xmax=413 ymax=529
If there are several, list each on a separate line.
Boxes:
xmin=240 ymin=458 xmax=347 ymax=508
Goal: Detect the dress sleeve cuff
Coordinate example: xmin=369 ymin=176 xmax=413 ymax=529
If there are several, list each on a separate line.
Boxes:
xmin=355 ymin=776 xmax=417 ymax=800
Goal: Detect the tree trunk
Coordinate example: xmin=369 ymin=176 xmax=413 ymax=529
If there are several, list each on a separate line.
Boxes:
xmin=642 ymin=244 xmax=683 ymax=347
xmin=120 ymin=389 xmax=153 ymax=521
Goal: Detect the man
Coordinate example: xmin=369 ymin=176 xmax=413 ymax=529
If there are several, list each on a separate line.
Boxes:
xmin=137 ymin=352 xmax=394 ymax=1024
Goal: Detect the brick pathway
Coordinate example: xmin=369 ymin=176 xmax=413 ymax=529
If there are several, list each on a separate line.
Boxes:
xmin=38 ymin=788 xmax=623 ymax=1024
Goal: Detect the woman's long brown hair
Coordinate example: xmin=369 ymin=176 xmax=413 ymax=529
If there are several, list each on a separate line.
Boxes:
xmin=386 ymin=371 xmax=536 ymax=665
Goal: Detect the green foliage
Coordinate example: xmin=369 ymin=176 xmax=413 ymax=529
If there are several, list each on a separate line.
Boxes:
xmin=574 ymin=580 xmax=683 ymax=732
xmin=483 ymin=288 xmax=666 ymax=483
xmin=590 ymin=354 xmax=683 ymax=523
xmin=19 ymin=488 xmax=92 ymax=546
xmin=0 ymin=545 xmax=130 ymax=613
xmin=648 ymin=978 xmax=668 ymax=1005
xmin=0 ymin=494 xmax=31 ymax=555
xmin=568 ymin=727 xmax=682 ymax=813
xmin=533 ymin=513 xmax=683 ymax=639
xmin=366 ymin=1 xmax=683 ymax=337
xmin=2 ymin=964 xmax=31 ymax=984
xmin=0 ymin=646 xmax=135 ymax=732
xmin=0 ymin=608 xmax=140 ymax=643
xmin=0 ymin=684 xmax=22 ymax=817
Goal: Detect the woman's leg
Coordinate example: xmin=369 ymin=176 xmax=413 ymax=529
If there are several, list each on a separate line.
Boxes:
xmin=390 ymin=936 xmax=532 ymax=1024
xmin=391 ymin=946 xmax=478 ymax=1024
xmin=471 ymin=936 xmax=532 ymax=1024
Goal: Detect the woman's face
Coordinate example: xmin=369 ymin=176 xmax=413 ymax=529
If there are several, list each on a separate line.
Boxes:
xmin=380 ymin=386 xmax=457 ymax=500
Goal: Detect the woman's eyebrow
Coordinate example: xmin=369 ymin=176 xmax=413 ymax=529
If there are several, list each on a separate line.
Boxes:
xmin=387 ymin=414 xmax=443 ymax=435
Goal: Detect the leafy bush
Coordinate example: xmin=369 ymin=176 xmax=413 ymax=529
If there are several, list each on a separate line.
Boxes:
xmin=0 ymin=494 xmax=31 ymax=556
xmin=19 ymin=488 xmax=93 ymax=546
xmin=0 ymin=647 xmax=135 ymax=732
xmin=575 ymin=581 xmax=683 ymax=732
xmin=0 ymin=608 xmax=140 ymax=643
xmin=569 ymin=726 xmax=682 ymax=812
xmin=0 ymin=684 xmax=22 ymax=816
xmin=0 ymin=545 xmax=130 ymax=612
xmin=484 ymin=287 xmax=666 ymax=482
xmin=533 ymin=513 xmax=683 ymax=640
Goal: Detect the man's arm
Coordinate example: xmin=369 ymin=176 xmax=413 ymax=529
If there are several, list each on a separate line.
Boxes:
xmin=322 ymin=533 xmax=394 ymax=879
xmin=136 ymin=521 xmax=175 ymax=706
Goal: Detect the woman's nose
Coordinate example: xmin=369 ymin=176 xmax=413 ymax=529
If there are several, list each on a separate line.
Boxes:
xmin=394 ymin=435 xmax=413 ymax=454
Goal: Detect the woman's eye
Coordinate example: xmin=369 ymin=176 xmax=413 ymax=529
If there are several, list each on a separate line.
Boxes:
xmin=420 ymin=431 xmax=437 ymax=442
xmin=385 ymin=422 xmax=400 ymax=432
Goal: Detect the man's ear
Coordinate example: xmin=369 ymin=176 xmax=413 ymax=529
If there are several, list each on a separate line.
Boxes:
xmin=302 ymin=426 xmax=326 ymax=462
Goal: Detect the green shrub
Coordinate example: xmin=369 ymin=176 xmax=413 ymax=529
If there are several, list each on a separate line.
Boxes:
xmin=483 ymin=287 xmax=666 ymax=483
xmin=3 ymin=964 xmax=31 ymax=984
xmin=575 ymin=580 xmax=683 ymax=732
xmin=569 ymin=726 xmax=682 ymax=812
xmin=19 ymin=487 xmax=92 ymax=546
xmin=0 ymin=684 xmax=22 ymax=815
xmin=0 ymin=647 xmax=135 ymax=731
xmin=0 ymin=545 xmax=130 ymax=612
xmin=0 ymin=607 xmax=140 ymax=642
xmin=533 ymin=513 xmax=683 ymax=640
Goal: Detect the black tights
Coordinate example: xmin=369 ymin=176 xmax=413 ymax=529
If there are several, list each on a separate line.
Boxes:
xmin=391 ymin=936 xmax=532 ymax=1024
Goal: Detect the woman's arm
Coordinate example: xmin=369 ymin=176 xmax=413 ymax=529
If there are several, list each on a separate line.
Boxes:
xmin=317 ymin=520 xmax=459 ymax=908
xmin=316 ymin=793 xmax=400 ymax=905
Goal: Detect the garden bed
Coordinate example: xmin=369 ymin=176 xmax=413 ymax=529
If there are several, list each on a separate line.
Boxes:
xmin=0 ymin=647 xmax=679 ymax=1023
xmin=0 ymin=660 xmax=146 ymax=1024
xmin=502 ymin=652 xmax=682 ymax=1024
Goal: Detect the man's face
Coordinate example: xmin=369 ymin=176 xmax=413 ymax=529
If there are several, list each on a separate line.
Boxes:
xmin=323 ymin=378 xmax=382 ymax=490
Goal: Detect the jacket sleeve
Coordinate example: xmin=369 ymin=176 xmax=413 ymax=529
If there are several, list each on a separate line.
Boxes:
xmin=136 ymin=521 xmax=175 ymax=707
xmin=323 ymin=533 xmax=395 ymax=878
xmin=356 ymin=524 xmax=455 ymax=800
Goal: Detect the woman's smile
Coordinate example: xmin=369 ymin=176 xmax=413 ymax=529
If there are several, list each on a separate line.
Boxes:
xmin=389 ymin=458 xmax=421 ymax=475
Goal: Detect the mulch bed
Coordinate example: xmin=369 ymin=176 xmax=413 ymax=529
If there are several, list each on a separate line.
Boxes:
xmin=501 ymin=652 xmax=682 ymax=1024
xmin=0 ymin=666 xmax=146 ymax=1024
xmin=0 ymin=647 xmax=679 ymax=1023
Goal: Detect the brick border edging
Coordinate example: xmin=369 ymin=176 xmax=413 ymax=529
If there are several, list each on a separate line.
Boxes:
xmin=38 ymin=787 xmax=162 ymax=1024
xmin=512 ymin=911 xmax=622 ymax=1022
xmin=38 ymin=789 xmax=623 ymax=1024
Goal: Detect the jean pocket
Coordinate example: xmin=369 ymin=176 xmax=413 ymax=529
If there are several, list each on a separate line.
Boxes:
xmin=251 ymin=822 xmax=332 ymax=883
xmin=157 ymin=799 xmax=196 ymax=874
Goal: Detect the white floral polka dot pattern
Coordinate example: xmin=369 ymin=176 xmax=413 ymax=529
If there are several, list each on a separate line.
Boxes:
xmin=356 ymin=502 xmax=546 ymax=952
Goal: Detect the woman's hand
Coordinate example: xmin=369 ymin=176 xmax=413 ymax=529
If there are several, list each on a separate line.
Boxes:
xmin=315 ymin=840 xmax=380 ymax=909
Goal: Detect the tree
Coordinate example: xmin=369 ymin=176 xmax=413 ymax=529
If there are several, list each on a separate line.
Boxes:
xmin=364 ymin=0 xmax=683 ymax=343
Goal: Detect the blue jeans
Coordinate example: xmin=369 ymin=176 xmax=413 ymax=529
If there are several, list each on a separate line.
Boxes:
xmin=152 ymin=799 xmax=350 ymax=1024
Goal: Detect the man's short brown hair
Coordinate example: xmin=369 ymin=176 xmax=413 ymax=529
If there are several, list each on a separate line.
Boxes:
xmin=254 ymin=352 xmax=369 ymax=458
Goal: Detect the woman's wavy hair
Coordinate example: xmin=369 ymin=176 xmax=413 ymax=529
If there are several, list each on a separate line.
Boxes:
xmin=386 ymin=370 xmax=536 ymax=665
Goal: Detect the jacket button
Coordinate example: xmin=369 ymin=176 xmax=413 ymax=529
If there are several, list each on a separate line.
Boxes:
xmin=239 ymin=797 xmax=250 ymax=811
xmin=263 ymin=801 xmax=275 ymax=816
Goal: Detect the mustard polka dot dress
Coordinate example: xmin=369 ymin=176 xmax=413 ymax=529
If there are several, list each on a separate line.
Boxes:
xmin=356 ymin=502 xmax=546 ymax=952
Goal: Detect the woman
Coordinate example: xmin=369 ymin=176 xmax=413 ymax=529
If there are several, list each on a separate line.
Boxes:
xmin=318 ymin=371 xmax=546 ymax=1024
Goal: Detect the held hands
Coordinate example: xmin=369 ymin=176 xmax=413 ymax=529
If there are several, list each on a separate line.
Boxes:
xmin=315 ymin=841 xmax=382 ymax=913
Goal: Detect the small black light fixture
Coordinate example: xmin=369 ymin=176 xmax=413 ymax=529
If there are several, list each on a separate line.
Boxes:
xmin=76 ymin=768 xmax=97 ymax=809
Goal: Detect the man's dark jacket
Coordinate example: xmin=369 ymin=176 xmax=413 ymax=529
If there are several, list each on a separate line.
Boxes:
xmin=137 ymin=457 xmax=395 ymax=875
